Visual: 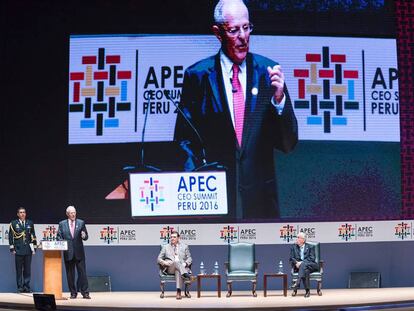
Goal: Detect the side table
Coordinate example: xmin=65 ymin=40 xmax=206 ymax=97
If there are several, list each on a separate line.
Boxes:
xmin=197 ymin=274 xmax=221 ymax=298
xmin=263 ymin=273 xmax=288 ymax=297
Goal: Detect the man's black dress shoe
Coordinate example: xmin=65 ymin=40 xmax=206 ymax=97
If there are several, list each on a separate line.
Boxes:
xmin=291 ymin=289 xmax=297 ymax=297
xmin=17 ymin=288 xmax=24 ymax=294
xmin=70 ymin=294 xmax=77 ymax=299
xmin=82 ymin=293 xmax=91 ymax=299
xmin=184 ymin=290 xmax=191 ymax=298
xmin=304 ymin=290 xmax=310 ymax=298
xmin=176 ymin=289 xmax=182 ymax=300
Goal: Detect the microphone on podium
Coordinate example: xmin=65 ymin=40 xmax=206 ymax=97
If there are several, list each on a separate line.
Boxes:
xmin=164 ymin=90 xmax=226 ymax=172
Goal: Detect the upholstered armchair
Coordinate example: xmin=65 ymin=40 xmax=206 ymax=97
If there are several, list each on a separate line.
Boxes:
xmin=224 ymin=242 xmax=258 ymax=297
xmin=291 ymin=241 xmax=324 ymax=296
xmin=158 ymin=244 xmax=192 ymax=299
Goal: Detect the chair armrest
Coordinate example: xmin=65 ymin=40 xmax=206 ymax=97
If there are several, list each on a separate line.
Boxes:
xmin=224 ymin=261 xmax=229 ymax=275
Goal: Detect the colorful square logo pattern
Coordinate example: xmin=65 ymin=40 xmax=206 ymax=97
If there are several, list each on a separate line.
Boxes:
xmin=293 ymin=46 xmax=359 ymax=133
xmin=69 ymin=48 xmax=132 ymax=136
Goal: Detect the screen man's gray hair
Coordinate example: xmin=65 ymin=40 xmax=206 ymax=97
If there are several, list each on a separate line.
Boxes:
xmin=66 ymin=205 xmax=76 ymax=215
xmin=297 ymin=232 xmax=307 ymax=240
xmin=214 ymin=0 xmax=248 ymax=24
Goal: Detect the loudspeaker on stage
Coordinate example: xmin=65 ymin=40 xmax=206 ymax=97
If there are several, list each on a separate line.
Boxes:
xmin=349 ymin=272 xmax=381 ymax=288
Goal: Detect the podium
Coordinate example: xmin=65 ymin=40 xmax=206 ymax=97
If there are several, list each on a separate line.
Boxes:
xmin=42 ymin=241 xmax=68 ymax=300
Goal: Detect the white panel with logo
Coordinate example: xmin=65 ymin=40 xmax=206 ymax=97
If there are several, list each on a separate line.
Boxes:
xmin=69 ymin=35 xmax=399 ymax=144
xmin=2 ymin=220 xmax=411 ymax=246
xmin=129 ymin=171 xmax=228 ymax=217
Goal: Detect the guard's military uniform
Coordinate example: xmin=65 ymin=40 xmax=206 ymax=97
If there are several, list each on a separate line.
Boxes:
xmin=9 ymin=219 xmax=37 ymax=292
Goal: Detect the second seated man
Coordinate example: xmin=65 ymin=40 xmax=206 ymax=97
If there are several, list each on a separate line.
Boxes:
xmin=290 ymin=232 xmax=319 ymax=298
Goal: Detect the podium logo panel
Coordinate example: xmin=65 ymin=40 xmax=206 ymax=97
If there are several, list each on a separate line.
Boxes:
xmin=130 ymin=172 xmax=227 ymax=217
xmin=42 ymin=225 xmax=58 ymax=241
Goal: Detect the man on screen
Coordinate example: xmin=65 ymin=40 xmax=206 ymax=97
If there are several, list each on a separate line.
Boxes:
xmin=174 ymin=0 xmax=298 ymax=220
xmin=289 ymin=232 xmax=318 ymax=298
xmin=9 ymin=207 xmax=37 ymax=293
xmin=57 ymin=206 xmax=90 ymax=299
xmin=157 ymin=231 xmax=193 ymax=299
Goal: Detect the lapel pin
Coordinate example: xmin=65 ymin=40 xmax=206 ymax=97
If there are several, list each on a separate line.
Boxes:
xmin=251 ymin=87 xmax=258 ymax=96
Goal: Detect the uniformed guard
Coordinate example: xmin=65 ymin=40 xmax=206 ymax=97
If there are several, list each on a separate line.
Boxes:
xmin=9 ymin=207 xmax=37 ymax=293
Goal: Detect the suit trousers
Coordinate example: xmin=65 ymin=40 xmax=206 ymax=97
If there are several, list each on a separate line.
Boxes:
xmin=166 ymin=259 xmax=187 ymax=289
xmin=297 ymin=261 xmax=318 ymax=290
xmin=15 ymin=254 xmax=32 ymax=291
xmin=64 ymin=257 xmax=89 ymax=295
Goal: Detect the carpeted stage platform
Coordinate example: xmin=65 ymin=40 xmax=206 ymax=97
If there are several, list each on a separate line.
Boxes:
xmin=1 ymin=288 xmax=414 ymax=311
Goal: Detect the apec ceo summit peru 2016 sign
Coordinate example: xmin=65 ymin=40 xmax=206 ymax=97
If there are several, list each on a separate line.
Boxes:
xmin=129 ymin=172 xmax=228 ymax=217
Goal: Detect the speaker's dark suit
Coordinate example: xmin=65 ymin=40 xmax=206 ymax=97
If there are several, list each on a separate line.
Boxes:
xmin=57 ymin=219 xmax=89 ymax=296
xmin=9 ymin=219 xmax=37 ymax=292
xmin=289 ymin=243 xmax=319 ymax=290
xmin=174 ymin=52 xmax=298 ymax=219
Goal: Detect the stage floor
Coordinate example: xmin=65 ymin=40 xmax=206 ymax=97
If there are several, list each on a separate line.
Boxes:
xmin=1 ymin=288 xmax=414 ymax=310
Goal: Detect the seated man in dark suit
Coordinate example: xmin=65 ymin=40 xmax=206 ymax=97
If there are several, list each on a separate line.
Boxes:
xmin=289 ymin=232 xmax=319 ymax=298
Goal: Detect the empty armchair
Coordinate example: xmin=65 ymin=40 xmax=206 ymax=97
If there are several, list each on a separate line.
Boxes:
xmin=224 ymin=242 xmax=258 ymax=297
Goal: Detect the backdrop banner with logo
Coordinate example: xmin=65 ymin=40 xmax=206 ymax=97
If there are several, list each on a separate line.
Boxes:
xmin=0 ymin=220 xmax=412 ymax=246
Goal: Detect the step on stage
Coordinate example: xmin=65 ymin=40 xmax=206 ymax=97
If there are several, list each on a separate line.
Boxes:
xmin=1 ymin=288 xmax=414 ymax=311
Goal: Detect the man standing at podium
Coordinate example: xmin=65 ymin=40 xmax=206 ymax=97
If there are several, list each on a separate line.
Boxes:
xmin=57 ymin=206 xmax=90 ymax=299
xmin=9 ymin=207 xmax=37 ymax=293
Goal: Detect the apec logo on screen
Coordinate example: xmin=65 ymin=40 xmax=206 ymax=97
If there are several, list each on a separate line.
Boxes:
xmin=287 ymin=42 xmax=399 ymax=141
xmin=68 ymin=35 xmax=399 ymax=144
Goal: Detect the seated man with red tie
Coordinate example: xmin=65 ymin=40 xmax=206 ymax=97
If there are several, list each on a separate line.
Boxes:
xmin=157 ymin=231 xmax=192 ymax=299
